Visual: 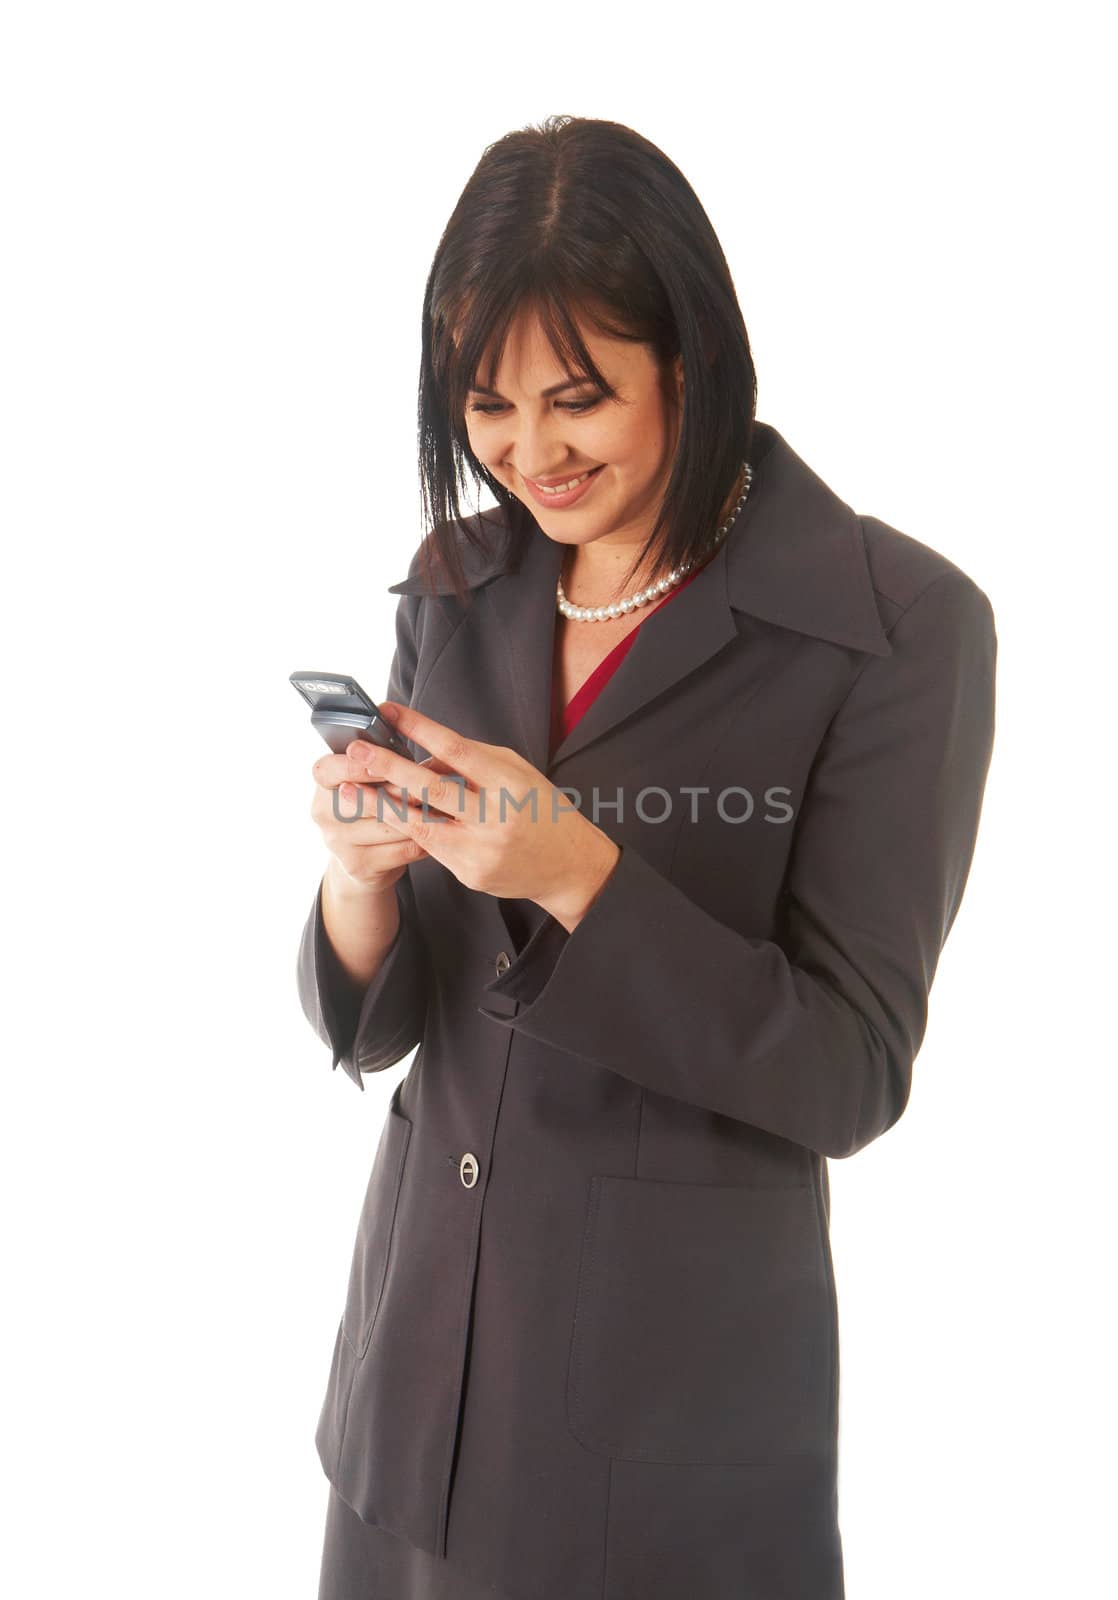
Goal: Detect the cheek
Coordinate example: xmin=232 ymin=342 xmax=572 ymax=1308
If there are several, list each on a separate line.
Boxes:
xmin=582 ymin=420 xmax=627 ymax=464
xmin=464 ymin=425 xmax=495 ymax=465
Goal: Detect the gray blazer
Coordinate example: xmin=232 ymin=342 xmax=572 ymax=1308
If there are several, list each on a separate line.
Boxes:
xmin=296 ymin=419 xmax=997 ymax=1600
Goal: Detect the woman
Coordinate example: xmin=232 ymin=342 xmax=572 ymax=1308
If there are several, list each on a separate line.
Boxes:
xmin=297 ymin=115 xmax=997 ymax=1600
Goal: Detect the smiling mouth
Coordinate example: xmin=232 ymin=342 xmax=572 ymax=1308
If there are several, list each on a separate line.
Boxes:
xmin=525 ymin=465 xmax=604 ymax=494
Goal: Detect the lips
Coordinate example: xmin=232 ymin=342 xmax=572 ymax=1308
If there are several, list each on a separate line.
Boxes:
xmin=521 ymin=463 xmax=605 ymax=510
xmin=529 ymin=466 xmax=602 ymax=491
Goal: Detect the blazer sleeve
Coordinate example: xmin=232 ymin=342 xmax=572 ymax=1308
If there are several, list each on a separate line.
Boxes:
xmin=295 ymin=590 xmax=430 ymax=1091
xmin=477 ymin=569 xmax=997 ymax=1158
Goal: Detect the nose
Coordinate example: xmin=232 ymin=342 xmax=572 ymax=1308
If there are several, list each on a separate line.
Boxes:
xmin=501 ymin=417 xmax=583 ymax=484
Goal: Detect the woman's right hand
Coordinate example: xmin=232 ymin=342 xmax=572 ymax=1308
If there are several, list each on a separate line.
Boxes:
xmin=310 ymin=739 xmax=433 ymax=895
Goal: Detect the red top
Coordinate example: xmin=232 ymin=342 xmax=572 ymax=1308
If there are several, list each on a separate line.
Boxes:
xmin=548 ymin=559 xmax=705 ymax=761
xmin=498 ymin=557 xmax=711 ymax=956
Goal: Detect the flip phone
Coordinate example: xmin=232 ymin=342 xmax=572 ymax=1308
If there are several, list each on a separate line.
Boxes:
xmin=289 ymin=670 xmax=413 ymax=758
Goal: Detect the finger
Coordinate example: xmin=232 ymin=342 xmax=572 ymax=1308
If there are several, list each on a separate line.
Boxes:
xmin=342 ymin=739 xmax=412 ymax=784
xmin=334 ymin=836 xmax=430 ymax=883
xmin=311 ymin=745 xmax=413 ymax=792
xmin=375 ymin=788 xmax=460 ymax=860
xmin=377 ymin=703 xmax=481 ymax=783
xmin=311 ymin=751 xmax=353 ymax=788
xmin=355 ymin=742 xmax=478 ymax=825
xmin=416 ymin=753 xmax=458 ymax=776
xmin=314 ymin=780 xmax=424 ymax=835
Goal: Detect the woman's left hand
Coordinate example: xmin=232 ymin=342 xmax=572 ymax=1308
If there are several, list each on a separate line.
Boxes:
xmin=348 ymin=702 xmax=621 ymax=929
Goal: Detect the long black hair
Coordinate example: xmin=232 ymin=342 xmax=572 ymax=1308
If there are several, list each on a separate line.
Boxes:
xmin=414 ymin=114 xmax=759 ymax=607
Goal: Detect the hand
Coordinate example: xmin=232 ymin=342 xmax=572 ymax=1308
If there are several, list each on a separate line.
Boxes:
xmin=362 ymin=702 xmax=622 ymax=928
xmin=309 ymin=738 xmax=445 ymax=894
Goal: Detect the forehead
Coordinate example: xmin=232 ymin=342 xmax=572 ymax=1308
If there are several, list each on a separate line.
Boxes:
xmin=476 ymin=318 xmax=648 ymax=393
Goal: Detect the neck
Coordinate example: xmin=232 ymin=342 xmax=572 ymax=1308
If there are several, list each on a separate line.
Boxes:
xmin=560 ymin=542 xmax=653 ymax=608
xmin=560 ymin=463 xmax=747 ymax=607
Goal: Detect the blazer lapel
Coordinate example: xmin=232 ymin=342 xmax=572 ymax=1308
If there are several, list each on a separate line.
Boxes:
xmin=486 ymin=531 xmax=742 ymax=773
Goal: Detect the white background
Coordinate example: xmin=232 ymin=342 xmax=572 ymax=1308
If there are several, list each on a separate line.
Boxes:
xmin=2 ymin=3 xmax=1113 ymax=1595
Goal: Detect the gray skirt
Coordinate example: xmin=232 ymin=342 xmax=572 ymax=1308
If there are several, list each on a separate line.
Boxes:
xmin=318 ymin=1483 xmax=512 ymax=1600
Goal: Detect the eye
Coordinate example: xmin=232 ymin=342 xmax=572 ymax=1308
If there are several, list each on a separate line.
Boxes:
xmin=467 ymin=397 xmax=600 ymax=416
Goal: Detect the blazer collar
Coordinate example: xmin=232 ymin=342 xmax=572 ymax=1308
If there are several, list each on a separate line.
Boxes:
xmin=387 ymin=421 xmax=891 ymax=773
xmin=721 ymin=422 xmax=891 ymax=656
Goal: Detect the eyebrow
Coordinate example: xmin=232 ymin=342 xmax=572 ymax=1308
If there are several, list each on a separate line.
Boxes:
xmin=467 ymin=377 xmax=598 ymax=398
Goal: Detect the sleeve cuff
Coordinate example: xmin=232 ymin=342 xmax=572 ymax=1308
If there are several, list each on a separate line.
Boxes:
xmin=301 ymin=875 xmax=421 ymax=1090
xmin=476 ymin=846 xmax=629 ymax=1028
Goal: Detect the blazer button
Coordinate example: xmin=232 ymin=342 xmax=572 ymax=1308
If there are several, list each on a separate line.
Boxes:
xmin=495 ymin=950 xmax=511 ymax=976
xmin=459 ymin=1152 xmax=479 ymax=1188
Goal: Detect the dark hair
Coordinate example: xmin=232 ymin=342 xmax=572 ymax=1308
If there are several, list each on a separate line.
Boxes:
xmin=414 ymin=114 xmax=758 ymax=608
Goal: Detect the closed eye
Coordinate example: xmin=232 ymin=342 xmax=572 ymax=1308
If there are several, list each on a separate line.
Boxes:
xmin=468 ymin=398 xmax=600 ymax=416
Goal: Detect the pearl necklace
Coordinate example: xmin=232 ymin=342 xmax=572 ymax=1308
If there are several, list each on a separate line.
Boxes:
xmin=555 ymin=460 xmax=754 ymax=621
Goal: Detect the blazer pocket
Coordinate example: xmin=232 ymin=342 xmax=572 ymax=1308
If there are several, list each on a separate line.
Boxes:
xmin=566 ymin=1174 xmax=834 ymax=1465
xmin=341 ymin=1081 xmax=413 ymax=1360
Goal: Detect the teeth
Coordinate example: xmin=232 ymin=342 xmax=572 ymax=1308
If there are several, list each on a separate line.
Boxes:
xmin=535 ymin=469 xmax=595 ymax=494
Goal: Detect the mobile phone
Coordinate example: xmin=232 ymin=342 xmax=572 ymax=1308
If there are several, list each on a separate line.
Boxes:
xmin=289 ymin=670 xmax=414 ymax=758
